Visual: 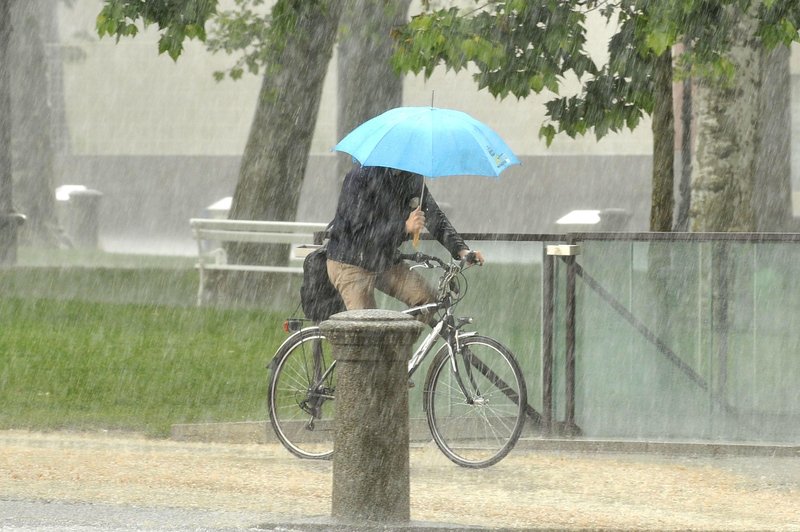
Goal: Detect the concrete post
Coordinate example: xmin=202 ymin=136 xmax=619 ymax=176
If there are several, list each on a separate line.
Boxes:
xmin=319 ymin=309 xmax=423 ymax=524
xmin=64 ymin=189 xmax=103 ymax=249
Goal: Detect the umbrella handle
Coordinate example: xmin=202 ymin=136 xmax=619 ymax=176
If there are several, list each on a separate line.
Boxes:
xmin=412 ymin=184 xmax=424 ymax=248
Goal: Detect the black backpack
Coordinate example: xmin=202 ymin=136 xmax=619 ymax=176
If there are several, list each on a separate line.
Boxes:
xmin=300 ymin=243 xmax=346 ymax=322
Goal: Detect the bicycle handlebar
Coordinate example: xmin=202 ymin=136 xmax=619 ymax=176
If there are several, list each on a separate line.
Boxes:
xmin=398 ymin=251 xmax=478 ymax=268
xmin=398 ymin=252 xmax=445 ymax=267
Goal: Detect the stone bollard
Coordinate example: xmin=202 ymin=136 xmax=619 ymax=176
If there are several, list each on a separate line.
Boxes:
xmin=319 ymin=309 xmax=424 ymax=524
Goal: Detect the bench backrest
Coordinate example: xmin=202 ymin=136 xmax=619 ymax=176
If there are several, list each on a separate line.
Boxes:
xmin=190 ymin=218 xmax=328 ymax=244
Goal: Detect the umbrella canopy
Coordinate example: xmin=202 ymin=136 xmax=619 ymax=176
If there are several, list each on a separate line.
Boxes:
xmin=333 ymin=106 xmax=520 ymax=178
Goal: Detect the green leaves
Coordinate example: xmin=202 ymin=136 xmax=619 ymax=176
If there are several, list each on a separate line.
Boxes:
xmin=757 ymin=1 xmax=800 ymax=48
xmin=391 ymin=7 xmax=469 ymax=78
xmin=207 ymin=0 xmax=337 ymax=81
xmin=645 ymin=28 xmax=674 ymax=56
xmin=158 ymin=27 xmax=185 ymax=60
xmin=96 ymin=0 xmax=217 ymax=60
xmin=96 ymin=1 xmax=142 ymax=41
xmin=393 ymin=1 xmax=597 ymax=102
xmin=394 ymin=0 xmax=800 ymax=145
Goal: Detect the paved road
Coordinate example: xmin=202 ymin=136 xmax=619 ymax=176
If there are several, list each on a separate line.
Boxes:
xmin=0 ymin=499 xmax=270 ymax=532
xmin=1 ymin=430 xmax=799 ymax=531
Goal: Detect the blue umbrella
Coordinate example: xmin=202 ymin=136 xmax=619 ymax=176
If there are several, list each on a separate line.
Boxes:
xmin=334 ymin=106 xmax=520 ymax=246
xmin=333 ymin=106 xmax=520 ymax=178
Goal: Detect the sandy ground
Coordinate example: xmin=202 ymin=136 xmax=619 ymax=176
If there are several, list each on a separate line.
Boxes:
xmin=1 ymin=430 xmax=799 ymax=531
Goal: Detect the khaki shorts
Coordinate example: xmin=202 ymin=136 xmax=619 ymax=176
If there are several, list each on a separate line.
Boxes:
xmin=326 ymin=259 xmax=437 ymax=313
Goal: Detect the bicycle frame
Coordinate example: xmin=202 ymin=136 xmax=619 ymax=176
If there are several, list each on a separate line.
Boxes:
xmin=269 ymin=251 xmax=531 ymax=467
xmin=404 ymin=301 xmax=481 ymax=403
xmin=269 ymin=252 xmax=483 ymax=412
xmin=271 ymin=306 xmax=477 ymax=414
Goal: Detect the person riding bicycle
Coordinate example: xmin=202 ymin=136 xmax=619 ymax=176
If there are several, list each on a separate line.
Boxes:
xmin=326 ymin=164 xmax=485 ymax=317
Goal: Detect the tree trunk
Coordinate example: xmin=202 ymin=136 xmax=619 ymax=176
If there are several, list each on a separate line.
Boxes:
xmin=0 ymin=0 xmax=11 ymax=213
xmin=690 ymin=7 xmax=759 ymax=232
xmin=228 ymin=1 xmax=343 ymax=249
xmin=0 ymin=0 xmax=22 ymax=265
xmin=336 ymin=0 xmax=411 ymax=181
xmin=647 ymin=48 xmax=675 ymax=352
xmin=10 ymin=0 xmax=59 ymax=247
xmin=753 ymin=44 xmax=792 ymax=231
xmin=674 ymin=40 xmax=693 ymax=232
xmin=215 ymin=1 xmax=342 ymax=304
xmin=689 ymin=7 xmax=761 ymax=409
xmin=650 ymin=48 xmax=674 ymax=232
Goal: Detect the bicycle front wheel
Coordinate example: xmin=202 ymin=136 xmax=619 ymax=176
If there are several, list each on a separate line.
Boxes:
xmin=268 ymin=327 xmax=336 ymax=460
xmin=424 ymin=335 xmax=527 ymax=468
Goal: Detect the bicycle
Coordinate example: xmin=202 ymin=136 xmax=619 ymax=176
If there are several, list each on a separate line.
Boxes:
xmin=266 ymin=251 xmax=528 ymax=468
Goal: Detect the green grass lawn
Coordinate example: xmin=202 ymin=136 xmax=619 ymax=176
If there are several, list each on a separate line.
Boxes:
xmin=0 ymin=296 xmax=290 ymax=436
xmin=1 ymin=248 xmax=298 ymax=436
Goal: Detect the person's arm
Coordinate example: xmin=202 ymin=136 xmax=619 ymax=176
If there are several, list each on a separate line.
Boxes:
xmin=420 ymin=184 xmax=471 ymax=259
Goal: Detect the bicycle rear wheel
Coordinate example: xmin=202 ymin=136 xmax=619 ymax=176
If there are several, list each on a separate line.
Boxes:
xmin=424 ymin=335 xmax=526 ymax=468
xmin=268 ymin=327 xmax=336 ymax=460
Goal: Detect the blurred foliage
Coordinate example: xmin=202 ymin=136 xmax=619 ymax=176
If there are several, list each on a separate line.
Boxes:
xmin=205 ymin=0 xmax=271 ymax=80
xmin=392 ymin=0 xmax=800 ymax=146
xmin=95 ymin=0 xmax=336 ymax=77
xmin=205 ymin=0 xmax=338 ymax=81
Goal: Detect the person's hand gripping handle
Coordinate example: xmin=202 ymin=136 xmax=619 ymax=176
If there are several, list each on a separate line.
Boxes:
xmin=406 ymin=206 xmax=425 ymax=248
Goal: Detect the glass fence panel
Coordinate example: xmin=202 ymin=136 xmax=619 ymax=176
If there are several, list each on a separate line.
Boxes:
xmin=568 ymin=240 xmax=714 ymax=439
xmin=567 ymin=238 xmax=800 ymax=443
xmin=731 ymin=242 xmax=800 ymax=440
xmin=372 ymin=234 xmax=800 ymax=442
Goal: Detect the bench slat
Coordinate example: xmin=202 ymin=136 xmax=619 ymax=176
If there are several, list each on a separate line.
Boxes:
xmin=190 ymin=218 xmax=327 ymax=233
xmin=194 ymin=230 xmax=316 ymax=244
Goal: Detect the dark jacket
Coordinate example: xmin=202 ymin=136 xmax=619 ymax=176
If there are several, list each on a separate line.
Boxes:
xmin=327 ymin=166 xmax=468 ymax=272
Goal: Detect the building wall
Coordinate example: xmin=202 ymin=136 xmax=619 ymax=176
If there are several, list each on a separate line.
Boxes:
xmin=58 ymin=152 xmax=651 ymax=254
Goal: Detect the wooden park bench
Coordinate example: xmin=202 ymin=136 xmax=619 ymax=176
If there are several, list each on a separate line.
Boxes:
xmin=190 ymin=218 xmax=328 ymax=305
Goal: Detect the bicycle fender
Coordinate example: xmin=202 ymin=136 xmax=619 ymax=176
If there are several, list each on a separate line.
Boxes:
xmin=266 ymin=326 xmax=321 ymax=372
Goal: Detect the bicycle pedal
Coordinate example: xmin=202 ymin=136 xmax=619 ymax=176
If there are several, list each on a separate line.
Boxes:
xmin=408 ymin=380 xmax=416 ymax=389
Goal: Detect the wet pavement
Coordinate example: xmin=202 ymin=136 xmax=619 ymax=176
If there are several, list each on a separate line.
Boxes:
xmin=1 ymin=429 xmax=799 ymax=531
